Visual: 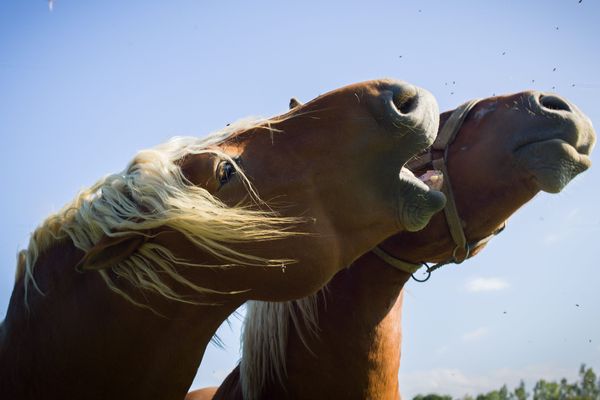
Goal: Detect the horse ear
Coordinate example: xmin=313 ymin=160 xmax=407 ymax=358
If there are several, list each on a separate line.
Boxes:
xmin=78 ymin=234 xmax=146 ymax=271
xmin=289 ymin=97 xmax=303 ymax=109
xmin=15 ymin=250 xmax=27 ymax=282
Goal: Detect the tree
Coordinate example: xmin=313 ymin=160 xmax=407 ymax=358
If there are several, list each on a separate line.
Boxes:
xmin=412 ymin=365 xmax=599 ymax=400
xmin=413 ymin=394 xmax=453 ymax=400
xmin=579 ymin=364 xmax=600 ymax=400
xmin=513 ymin=380 xmax=529 ymax=400
xmin=475 ymin=384 xmax=511 ymax=400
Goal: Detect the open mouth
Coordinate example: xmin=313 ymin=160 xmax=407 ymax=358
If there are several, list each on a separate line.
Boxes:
xmin=397 ymin=168 xmax=446 ymax=231
xmin=417 ymin=169 xmax=444 ymax=191
xmin=399 ymin=168 xmax=443 ymax=192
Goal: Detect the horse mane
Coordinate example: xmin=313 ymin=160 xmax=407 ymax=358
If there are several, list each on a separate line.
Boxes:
xmin=20 ymin=117 xmax=303 ymax=306
xmin=240 ymin=292 xmax=326 ymax=400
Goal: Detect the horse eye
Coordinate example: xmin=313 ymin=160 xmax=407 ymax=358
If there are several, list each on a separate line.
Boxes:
xmin=217 ymin=161 xmax=236 ymax=186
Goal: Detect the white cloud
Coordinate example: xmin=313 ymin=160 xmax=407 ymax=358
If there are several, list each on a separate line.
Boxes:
xmin=400 ymin=364 xmax=577 ymax=399
xmin=462 ymin=327 xmax=489 ymax=342
xmin=466 ymin=277 xmax=509 ymax=292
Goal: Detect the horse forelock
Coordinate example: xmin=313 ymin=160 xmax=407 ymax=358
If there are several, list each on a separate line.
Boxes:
xmin=240 ymin=293 xmax=324 ymax=400
xmin=21 ymin=117 xmax=302 ymax=306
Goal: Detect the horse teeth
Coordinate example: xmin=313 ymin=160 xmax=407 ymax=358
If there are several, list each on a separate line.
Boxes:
xmin=418 ymin=170 xmax=443 ymax=190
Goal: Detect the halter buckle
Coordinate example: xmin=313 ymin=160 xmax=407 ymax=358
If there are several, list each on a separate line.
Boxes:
xmin=451 ymin=243 xmax=471 ymax=264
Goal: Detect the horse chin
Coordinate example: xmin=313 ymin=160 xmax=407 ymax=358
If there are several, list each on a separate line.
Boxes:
xmin=397 ymin=168 xmax=446 ymax=232
xmin=516 ymin=139 xmax=592 ymax=193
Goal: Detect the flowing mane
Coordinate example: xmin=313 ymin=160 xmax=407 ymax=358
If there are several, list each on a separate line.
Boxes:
xmin=20 ymin=117 xmax=302 ymax=305
xmin=240 ymin=295 xmax=321 ymax=399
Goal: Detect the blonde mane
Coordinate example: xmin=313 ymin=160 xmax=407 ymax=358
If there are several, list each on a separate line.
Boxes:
xmin=240 ymin=293 xmax=325 ymax=400
xmin=21 ymin=117 xmax=302 ymax=305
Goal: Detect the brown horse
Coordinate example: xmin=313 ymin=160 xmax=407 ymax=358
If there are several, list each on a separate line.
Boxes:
xmin=0 ymin=79 xmax=446 ymax=400
xmin=188 ymin=90 xmax=596 ymax=399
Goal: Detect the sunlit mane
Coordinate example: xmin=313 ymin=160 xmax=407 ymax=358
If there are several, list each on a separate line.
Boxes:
xmin=240 ymin=294 xmax=324 ymax=400
xmin=21 ymin=117 xmax=302 ymax=305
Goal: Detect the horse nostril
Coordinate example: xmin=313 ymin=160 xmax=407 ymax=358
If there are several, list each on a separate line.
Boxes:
xmin=539 ymin=94 xmax=572 ymax=112
xmin=377 ymin=81 xmax=438 ymax=144
xmin=394 ymin=92 xmax=418 ymax=114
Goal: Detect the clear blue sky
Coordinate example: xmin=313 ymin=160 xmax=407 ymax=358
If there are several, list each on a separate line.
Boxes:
xmin=1 ymin=1 xmax=598 ymax=397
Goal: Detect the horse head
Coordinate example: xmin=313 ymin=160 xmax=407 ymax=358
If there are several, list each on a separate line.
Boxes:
xmin=76 ymin=79 xmax=446 ymax=302
xmin=2 ymin=79 xmax=448 ymax=400
xmin=380 ymin=90 xmax=595 ymax=266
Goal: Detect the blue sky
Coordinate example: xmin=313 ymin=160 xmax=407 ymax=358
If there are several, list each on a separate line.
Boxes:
xmin=1 ymin=1 xmax=598 ymax=398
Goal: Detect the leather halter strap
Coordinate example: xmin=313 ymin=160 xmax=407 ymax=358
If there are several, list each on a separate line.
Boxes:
xmin=373 ymin=99 xmax=506 ymax=277
xmin=371 ymin=246 xmax=423 ymax=274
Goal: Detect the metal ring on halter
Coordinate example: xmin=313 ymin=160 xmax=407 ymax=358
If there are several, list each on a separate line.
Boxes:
xmin=411 ymin=263 xmax=432 ymax=282
xmin=451 ymin=243 xmax=471 ymax=264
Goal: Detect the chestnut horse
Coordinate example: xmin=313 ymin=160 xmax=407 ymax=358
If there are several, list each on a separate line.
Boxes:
xmin=189 ymin=91 xmax=596 ymax=399
xmin=0 ymin=79 xmax=446 ymax=400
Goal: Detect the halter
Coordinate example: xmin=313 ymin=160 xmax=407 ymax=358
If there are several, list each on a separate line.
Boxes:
xmin=373 ymin=99 xmax=506 ymax=282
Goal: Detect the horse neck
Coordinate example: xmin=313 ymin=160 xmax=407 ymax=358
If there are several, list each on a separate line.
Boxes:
xmin=291 ymin=254 xmax=406 ymax=399
xmin=0 ymin=240 xmax=241 ymax=400
xmin=234 ymin=252 xmax=409 ymax=400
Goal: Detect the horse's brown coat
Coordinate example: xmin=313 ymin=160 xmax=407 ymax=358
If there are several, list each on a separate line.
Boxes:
xmin=194 ymin=91 xmax=595 ymax=400
xmin=0 ymin=79 xmax=443 ymax=400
